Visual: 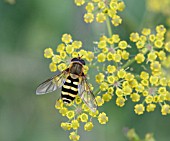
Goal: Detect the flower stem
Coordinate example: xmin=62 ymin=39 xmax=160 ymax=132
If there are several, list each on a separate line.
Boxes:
xmin=106 ymin=17 xmax=113 ymax=38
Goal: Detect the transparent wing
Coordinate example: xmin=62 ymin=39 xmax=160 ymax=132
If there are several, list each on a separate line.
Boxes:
xmin=78 ymin=77 xmax=97 ymax=112
xmin=36 ymin=72 xmax=67 ymax=95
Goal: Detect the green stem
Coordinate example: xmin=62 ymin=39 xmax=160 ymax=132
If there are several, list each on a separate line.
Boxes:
xmin=106 ymin=17 xmax=113 ymax=38
xmin=122 ymin=58 xmax=136 ymax=69
xmin=122 ymin=48 xmax=149 ymax=69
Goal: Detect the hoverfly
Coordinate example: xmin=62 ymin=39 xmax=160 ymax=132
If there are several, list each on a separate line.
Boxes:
xmin=36 ymin=57 xmax=97 ymax=112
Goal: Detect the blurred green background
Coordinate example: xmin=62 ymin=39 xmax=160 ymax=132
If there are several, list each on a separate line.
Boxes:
xmin=0 ymin=0 xmax=170 ymax=141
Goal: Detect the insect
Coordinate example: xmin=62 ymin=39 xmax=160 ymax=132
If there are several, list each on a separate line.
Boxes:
xmin=36 ymin=57 xmax=97 ymax=112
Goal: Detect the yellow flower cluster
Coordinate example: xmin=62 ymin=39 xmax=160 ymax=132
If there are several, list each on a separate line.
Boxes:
xmin=73 ymin=0 xmax=125 ymax=26
xmin=55 ymin=97 xmax=108 ymax=141
xmin=92 ymin=25 xmax=170 ymax=116
xmin=44 ymin=33 xmax=94 ymax=74
xmin=42 ymin=27 xmax=170 ymax=140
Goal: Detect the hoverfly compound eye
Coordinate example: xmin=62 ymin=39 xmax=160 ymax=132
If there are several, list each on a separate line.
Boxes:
xmin=80 ymin=59 xmax=85 ymax=65
xmin=71 ymin=58 xmax=78 ymax=62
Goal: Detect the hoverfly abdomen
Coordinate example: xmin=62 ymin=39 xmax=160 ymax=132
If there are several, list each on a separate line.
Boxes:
xmin=61 ymin=75 xmax=79 ymax=103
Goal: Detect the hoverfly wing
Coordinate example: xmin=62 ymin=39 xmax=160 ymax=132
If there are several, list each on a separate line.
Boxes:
xmin=36 ymin=72 xmax=67 ymax=95
xmin=78 ymin=77 xmax=97 ymax=112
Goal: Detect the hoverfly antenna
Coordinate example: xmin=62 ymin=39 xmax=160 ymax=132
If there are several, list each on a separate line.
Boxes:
xmin=78 ymin=54 xmax=83 ymax=59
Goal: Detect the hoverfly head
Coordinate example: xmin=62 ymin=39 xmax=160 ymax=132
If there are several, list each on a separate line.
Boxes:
xmin=71 ymin=55 xmax=85 ymax=65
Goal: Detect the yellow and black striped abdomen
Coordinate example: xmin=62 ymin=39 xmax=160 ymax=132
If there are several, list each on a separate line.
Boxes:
xmin=61 ymin=75 xmax=79 ymax=103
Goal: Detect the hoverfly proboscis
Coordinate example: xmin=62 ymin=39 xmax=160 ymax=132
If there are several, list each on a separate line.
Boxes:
xmin=36 ymin=57 xmax=97 ymax=112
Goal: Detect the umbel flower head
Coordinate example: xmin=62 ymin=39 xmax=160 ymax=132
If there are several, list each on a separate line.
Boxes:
xmin=73 ymin=0 xmax=125 ymax=26
xmin=42 ymin=25 xmax=170 ymax=141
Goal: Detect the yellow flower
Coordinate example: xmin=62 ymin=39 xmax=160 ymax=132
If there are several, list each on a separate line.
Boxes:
xmin=107 ymin=52 xmax=114 ymax=61
xmin=125 ymin=73 xmax=134 ymax=81
xmin=102 ymin=93 xmax=112 ymax=102
xmin=130 ymin=32 xmax=139 ymax=42
xmin=98 ymin=40 xmax=107 ymax=49
xmin=85 ymin=51 xmax=94 ymax=62
xmin=59 ymin=107 xmax=68 ymax=116
xmin=96 ymin=96 xmax=104 ymax=106
xmin=150 ymin=61 xmax=161 ymax=72
xmin=71 ymin=120 xmax=80 ymax=130
xmin=142 ymin=28 xmax=151 ymax=36
xmin=85 ymin=2 xmax=94 ymax=12
xmin=80 ymin=113 xmax=88 ymax=122
xmin=115 ymin=88 xmax=123 ymax=97
xmin=107 ymin=75 xmax=115 ymax=84
xmin=72 ymin=40 xmax=82 ymax=49
xmin=113 ymin=53 xmax=121 ymax=62
xmin=66 ymin=110 xmax=75 ymax=119
xmin=134 ymin=104 xmax=145 ymax=115
xmin=56 ymin=43 xmax=65 ymax=52
xmin=49 ymin=62 xmax=57 ymax=72
xmin=154 ymin=40 xmax=163 ymax=48
xmin=149 ymin=34 xmax=155 ymax=42
xmin=118 ymin=40 xmax=128 ymax=49
xmin=84 ymin=13 xmax=94 ymax=23
xmin=52 ymin=55 xmax=61 ymax=64
xmin=158 ymin=50 xmax=166 ymax=60
xmin=111 ymin=15 xmax=122 ymax=26
xmin=74 ymin=0 xmax=85 ymax=6
xmin=161 ymin=104 xmax=170 ymax=115
xmin=146 ymin=104 xmax=156 ymax=112
xmin=62 ymin=34 xmax=72 ymax=44
xmin=136 ymin=40 xmax=145 ymax=49
xmin=130 ymin=93 xmax=140 ymax=102
xmin=83 ymin=65 xmax=89 ymax=74
xmin=135 ymin=53 xmax=145 ymax=64
xmin=156 ymin=25 xmax=166 ymax=34
xmin=61 ymin=122 xmax=71 ymax=130
xmin=97 ymin=53 xmax=106 ymax=62
xmin=112 ymin=34 xmax=120 ymax=43
xmin=89 ymin=110 xmax=99 ymax=117
xmin=140 ymin=71 xmax=149 ymax=80
xmin=117 ymin=69 xmax=126 ymax=78
xmin=117 ymin=1 xmax=125 ymax=11
xmin=145 ymin=95 xmax=153 ymax=104
xmin=121 ymin=50 xmax=129 ymax=60
xmin=58 ymin=63 xmax=67 ymax=71
xmin=66 ymin=45 xmax=74 ymax=54
xmin=98 ymin=112 xmax=108 ymax=124
xmin=147 ymin=52 xmax=157 ymax=62
xmin=96 ymin=13 xmax=106 ymax=23
xmin=135 ymin=84 xmax=144 ymax=92
xmin=123 ymin=86 xmax=132 ymax=95
xmin=75 ymin=96 xmax=82 ymax=105
xmin=72 ymin=52 xmax=79 ymax=58
xmin=107 ymin=87 xmax=114 ymax=94
xmin=100 ymin=82 xmax=109 ymax=91
xmin=98 ymin=1 xmax=105 ymax=9
xmin=69 ymin=132 xmax=80 ymax=141
xmin=141 ymin=79 xmax=149 ymax=86
xmin=110 ymin=1 xmax=118 ymax=10
xmin=159 ymin=78 xmax=167 ymax=86
xmin=44 ymin=48 xmax=53 ymax=58
xmin=165 ymin=42 xmax=170 ymax=52
xmin=55 ymin=99 xmax=63 ymax=109
xmin=84 ymin=122 xmax=94 ymax=131
xmin=116 ymin=96 xmax=125 ymax=107
xmin=95 ymin=73 xmax=105 ymax=83
xmin=60 ymin=51 xmax=67 ymax=59
xmin=78 ymin=49 xmax=87 ymax=57
xmin=158 ymin=87 xmax=167 ymax=95
xmin=107 ymin=65 xmax=116 ymax=73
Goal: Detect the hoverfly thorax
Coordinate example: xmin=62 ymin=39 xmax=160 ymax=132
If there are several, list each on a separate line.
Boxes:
xmin=69 ymin=63 xmax=83 ymax=75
